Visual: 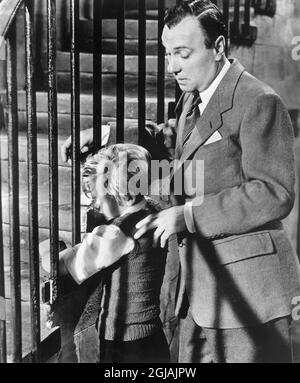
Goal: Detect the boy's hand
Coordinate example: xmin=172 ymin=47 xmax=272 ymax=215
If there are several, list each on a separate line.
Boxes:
xmin=60 ymin=127 xmax=93 ymax=164
xmin=60 ymin=125 xmax=111 ymax=163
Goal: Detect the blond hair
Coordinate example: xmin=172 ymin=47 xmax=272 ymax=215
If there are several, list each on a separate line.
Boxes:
xmin=82 ymin=143 xmax=151 ymax=205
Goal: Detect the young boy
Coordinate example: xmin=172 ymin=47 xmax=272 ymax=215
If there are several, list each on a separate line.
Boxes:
xmin=57 ymin=143 xmax=169 ymax=363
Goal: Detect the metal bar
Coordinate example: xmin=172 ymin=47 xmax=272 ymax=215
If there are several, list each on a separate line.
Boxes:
xmin=0 ymin=11 xmax=6 ymax=358
xmin=0 ymin=100 xmax=6 ymax=364
xmin=93 ymin=0 xmax=102 ymax=149
xmin=256 ymin=0 xmax=262 ymax=10
xmin=222 ymin=0 xmax=230 ymax=56
xmin=25 ymin=0 xmax=40 ymax=362
xmin=157 ymin=0 xmax=165 ymax=123
xmin=138 ymin=0 xmax=146 ymax=144
xmin=47 ymin=0 xmax=59 ymax=301
xmin=244 ymin=0 xmax=250 ymax=36
xmin=70 ymin=0 xmax=81 ymax=244
xmin=116 ymin=0 xmax=125 ymax=143
xmin=234 ymin=0 xmax=240 ymax=30
xmin=7 ymin=19 xmax=22 ymax=363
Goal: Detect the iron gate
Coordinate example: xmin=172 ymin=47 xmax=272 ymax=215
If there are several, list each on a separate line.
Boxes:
xmin=0 ymin=0 xmax=273 ymax=363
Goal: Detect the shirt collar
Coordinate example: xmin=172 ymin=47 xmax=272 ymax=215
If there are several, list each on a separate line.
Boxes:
xmin=199 ymin=58 xmax=231 ymax=109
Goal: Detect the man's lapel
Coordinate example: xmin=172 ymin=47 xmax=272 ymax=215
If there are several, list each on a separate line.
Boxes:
xmin=178 ymin=59 xmax=245 ymax=164
xmin=174 ymin=92 xmax=194 ymax=160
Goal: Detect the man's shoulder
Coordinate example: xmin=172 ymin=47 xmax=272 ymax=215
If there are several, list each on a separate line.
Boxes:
xmin=219 ymin=60 xmax=288 ymax=119
xmin=236 ymin=68 xmax=279 ymax=102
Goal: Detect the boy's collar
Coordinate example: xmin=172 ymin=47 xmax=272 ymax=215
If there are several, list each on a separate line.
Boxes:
xmin=119 ymin=198 xmax=147 ymax=217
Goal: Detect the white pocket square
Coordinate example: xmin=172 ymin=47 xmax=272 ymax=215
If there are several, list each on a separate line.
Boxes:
xmin=204 ymin=131 xmax=222 ymax=145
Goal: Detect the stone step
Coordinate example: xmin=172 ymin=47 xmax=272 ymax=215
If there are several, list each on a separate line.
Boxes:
xmin=74 ymin=18 xmax=160 ymax=53
xmin=34 ymin=0 xmax=167 ymax=20
xmin=2 ymin=91 xmax=172 ymax=121
xmin=81 ymin=37 xmax=159 ymax=55
xmin=42 ymin=53 xmax=169 ymax=75
xmin=0 ymin=121 xmax=147 ymax=163
xmin=63 ymin=53 xmax=163 ymax=74
xmin=15 ymin=112 xmax=151 ymax=137
xmin=3 ymin=247 xmax=50 ymax=302
xmin=76 ymin=4 xmax=253 ymax=35
xmin=0 ymin=132 xmax=71 ymax=166
xmin=121 ymin=9 xmax=159 ymax=19
xmin=2 ymin=222 xmax=72 ymax=252
xmin=0 ymin=179 xmax=75 ymax=233
xmin=17 ymin=111 xmax=89 ymax=137
xmin=0 ymin=158 xmax=70 ymax=188
xmin=0 ymin=121 xmax=149 ymax=182
xmin=0 ymin=133 xmax=72 ymax=233
xmin=42 ymin=72 xmax=175 ymax=96
xmin=81 ymin=18 xmax=159 ymax=41
xmin=74 ymin=6 xmax=255 ymax=52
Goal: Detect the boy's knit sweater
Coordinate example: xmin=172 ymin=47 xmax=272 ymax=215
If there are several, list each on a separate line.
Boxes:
xmin=91 ymin=199 xmax=167 ymax=341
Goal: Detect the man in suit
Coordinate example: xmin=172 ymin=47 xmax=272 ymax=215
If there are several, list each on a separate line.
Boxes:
xmin=61 ymin=0 xmax=300 ymax=363
xmin=133 ymin=0 xmax=300 ymax=363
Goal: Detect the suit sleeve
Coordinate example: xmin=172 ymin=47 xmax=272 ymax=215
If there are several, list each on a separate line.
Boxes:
xmin=191 ymin=92 xmax=296 ymax=238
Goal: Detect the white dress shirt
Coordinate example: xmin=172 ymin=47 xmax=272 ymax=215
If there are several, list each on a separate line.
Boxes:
xmin=183 ymin=58 xmax=231 ymax=234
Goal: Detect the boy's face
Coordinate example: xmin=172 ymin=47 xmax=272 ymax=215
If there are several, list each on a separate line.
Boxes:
xmin=94 ymin=161 xmax=120 ymax=219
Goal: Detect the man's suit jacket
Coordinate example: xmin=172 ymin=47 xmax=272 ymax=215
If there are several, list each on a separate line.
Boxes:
xmin=174 ymin=59 xmax=300 ymax=328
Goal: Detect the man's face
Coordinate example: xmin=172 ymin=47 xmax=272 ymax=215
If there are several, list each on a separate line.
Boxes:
xmin=162 ymin=16 xmax=217 ymax=93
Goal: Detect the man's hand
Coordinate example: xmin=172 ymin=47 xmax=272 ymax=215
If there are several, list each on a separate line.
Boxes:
xmin=61 ymin=127 xmax=93 ymax=163
xmin=134 ymin=205 xmax=186 ymax=248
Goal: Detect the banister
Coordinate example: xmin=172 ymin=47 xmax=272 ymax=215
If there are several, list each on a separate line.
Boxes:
xmin=0 ymin=0 xmax=24 ymax=51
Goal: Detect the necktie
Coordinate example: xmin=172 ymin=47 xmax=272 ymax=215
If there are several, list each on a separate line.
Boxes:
xmin=182 ymin=91 xmax=202 ymax=146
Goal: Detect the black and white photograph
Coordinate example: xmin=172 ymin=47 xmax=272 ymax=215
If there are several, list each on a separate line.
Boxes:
xmin=1 ymin=0 xmax=300 ymax=366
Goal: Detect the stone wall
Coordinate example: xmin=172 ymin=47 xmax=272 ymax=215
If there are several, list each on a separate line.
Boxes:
xmin=230 ymin=0 xmax=300 ymax=112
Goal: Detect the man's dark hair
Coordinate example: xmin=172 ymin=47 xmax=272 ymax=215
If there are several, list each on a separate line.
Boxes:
xmin=164 ymin=0 xmax=228 ymax=49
